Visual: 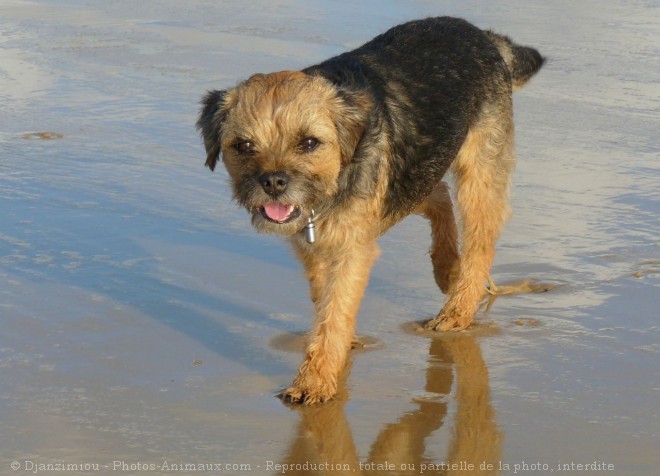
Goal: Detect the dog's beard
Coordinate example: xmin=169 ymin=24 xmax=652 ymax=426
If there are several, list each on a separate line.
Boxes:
xmin=233 ymin=177 xmax=318 ymax=237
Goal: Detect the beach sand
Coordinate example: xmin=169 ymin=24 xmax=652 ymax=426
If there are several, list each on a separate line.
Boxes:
xmin=1 ymin=1 xmax=658 ymax=474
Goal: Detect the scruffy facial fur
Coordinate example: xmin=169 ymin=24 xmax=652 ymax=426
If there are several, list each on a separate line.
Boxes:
xmin=199 ymin=71 xmax=371 ymax=236
xmin=197 ymin=17 xmax=544 ymax=404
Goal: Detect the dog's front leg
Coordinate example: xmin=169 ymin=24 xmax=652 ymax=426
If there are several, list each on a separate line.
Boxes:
xmin=284 ymin=239 xmax=379 ymax=404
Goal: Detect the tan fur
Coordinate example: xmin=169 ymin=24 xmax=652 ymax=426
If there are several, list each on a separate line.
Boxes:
xmin=426 ymin=102 xmax=515 ymax=331
xmin=220 ymin=72 xmax=345 ymax=202
xmin=416 ymin=181 xmax=460 ymax=294
xmin=209 ymin=72 xmax=518 ymax=404
xmin=197 ymin=15 xmax=545 ymax=405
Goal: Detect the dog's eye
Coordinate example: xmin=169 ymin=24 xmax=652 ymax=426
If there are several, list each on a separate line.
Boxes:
xmin=234 ymin=141 xmax=256 ymax=154
xmin=298 ymin=137 xmax=320 ymax=153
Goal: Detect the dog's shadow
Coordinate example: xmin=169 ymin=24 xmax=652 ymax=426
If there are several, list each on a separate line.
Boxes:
xmin=276 ymin=327 xmax=503 ymax=475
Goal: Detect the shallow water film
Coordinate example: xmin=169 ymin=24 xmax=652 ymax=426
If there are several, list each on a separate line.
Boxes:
xmin=1 ymin=1 xmax=658 ymax=475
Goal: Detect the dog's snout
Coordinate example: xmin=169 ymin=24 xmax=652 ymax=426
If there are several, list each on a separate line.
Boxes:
xmin=259 ymin=171 xmax=289 ymax=196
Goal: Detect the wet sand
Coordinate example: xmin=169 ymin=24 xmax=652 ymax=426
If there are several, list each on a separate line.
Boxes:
xmin=1 ymin=1 xmax=658 ymax=475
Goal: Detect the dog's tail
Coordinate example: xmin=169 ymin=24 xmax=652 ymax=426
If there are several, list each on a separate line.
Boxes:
xmin=486 ymin=31 xmax=545 ymax=90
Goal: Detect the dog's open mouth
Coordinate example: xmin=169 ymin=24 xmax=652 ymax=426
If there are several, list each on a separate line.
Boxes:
xmin=260 ymin=202 xmax=301 ymax=224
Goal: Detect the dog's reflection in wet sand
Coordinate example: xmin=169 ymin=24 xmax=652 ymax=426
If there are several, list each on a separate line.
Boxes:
xmin=279 ymin=329 xmax=502 ymax=475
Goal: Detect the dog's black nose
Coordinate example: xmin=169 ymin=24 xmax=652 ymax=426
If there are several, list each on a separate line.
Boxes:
xmin=259 ymin=171 xmax=289 ymax=196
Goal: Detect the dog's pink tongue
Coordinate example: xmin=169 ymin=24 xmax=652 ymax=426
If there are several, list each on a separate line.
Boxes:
xmin=264 ymin=202 xmax=294 ymax=222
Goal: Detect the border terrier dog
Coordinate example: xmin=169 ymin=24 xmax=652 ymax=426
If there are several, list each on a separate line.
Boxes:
xmin=197 ymin=17 xmax=544 ymax=404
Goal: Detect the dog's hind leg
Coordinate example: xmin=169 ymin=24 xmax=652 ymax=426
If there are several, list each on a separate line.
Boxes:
xmin=416 ymin=181 xmax=460 ymax=294
xmin=426 ymin=100 xmax=515 ymax=331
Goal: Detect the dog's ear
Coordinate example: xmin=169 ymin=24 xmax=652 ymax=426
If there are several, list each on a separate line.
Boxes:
xmin=332 ymin=89 xmax=372 ymax=164
xmin=197 ymin=89 xmax=230 ymax=171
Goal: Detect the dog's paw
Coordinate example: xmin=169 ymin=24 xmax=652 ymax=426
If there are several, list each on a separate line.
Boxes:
xmin=280 ymin=386 xmax=305 ymax=404
xmin=280 ymin=386 xmax=331 ymax=405
xmin=425 ymin=316 xmax=465 ymax=332
xmin=425 ymin=305 xmax=474 ymax=332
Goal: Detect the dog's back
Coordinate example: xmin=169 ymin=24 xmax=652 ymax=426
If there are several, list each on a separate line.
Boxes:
xmin=304 ymin=17 xmax=544 ymax=219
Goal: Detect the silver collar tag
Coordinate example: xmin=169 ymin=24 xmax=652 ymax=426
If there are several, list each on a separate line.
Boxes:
xmin=304 ymin=209 xmax=316 ymax=244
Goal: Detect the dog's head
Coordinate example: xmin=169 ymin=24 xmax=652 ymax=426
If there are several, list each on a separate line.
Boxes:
xmin=197 ymin=71 xmax=371 ymax=236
